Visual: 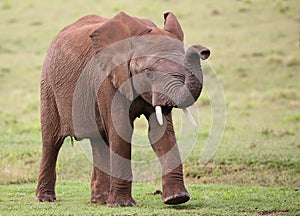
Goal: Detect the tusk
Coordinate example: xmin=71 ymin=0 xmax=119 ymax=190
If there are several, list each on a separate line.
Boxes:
xmin=155 ymin=106 xmax=163 ymax=126
xmin=182 ymin=108 xmax=197 ymax=127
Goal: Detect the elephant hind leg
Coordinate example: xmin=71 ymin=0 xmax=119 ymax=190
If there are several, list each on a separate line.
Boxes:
xmin=90 ymin=138 xmax=110 ymax=204
xmin=36 ymin=136 xmax=65 ymax=202
xmin=36 ymin=83 xmax=65 ymax=202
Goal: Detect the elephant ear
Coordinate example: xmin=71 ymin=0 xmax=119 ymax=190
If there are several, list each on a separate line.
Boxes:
xmin=90 ymin=12 xmax=151 ymax=100
xmin=163 ymin=12 xmax=184 ymax=41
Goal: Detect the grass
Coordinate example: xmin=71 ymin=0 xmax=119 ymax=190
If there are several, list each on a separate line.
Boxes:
xmin=0 ymin=0 xmax=300 ymax=215
xmin=0 ymin=182 xmax=299 ymax=215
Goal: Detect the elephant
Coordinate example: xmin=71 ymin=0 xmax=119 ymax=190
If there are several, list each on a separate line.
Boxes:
xmin=36 ymin=11 xmax=210 ymax=207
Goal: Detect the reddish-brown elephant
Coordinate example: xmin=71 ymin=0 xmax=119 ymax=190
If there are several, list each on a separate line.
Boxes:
xmin=36 ymin=11 xmax=210 ymax=207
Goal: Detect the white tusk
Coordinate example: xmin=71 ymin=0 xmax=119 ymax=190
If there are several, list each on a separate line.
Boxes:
xmin=155 ymin=106 xmax=163 ymax=126
xmin=182 ymin=108 xmax=197 ymax=127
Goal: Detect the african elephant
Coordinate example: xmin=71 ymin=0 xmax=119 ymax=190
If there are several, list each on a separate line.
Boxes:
xmin=36 ymin=11 xmax=210 ymax=207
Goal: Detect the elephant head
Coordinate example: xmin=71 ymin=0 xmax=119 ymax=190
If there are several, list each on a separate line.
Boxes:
xmin=90 ymin=12 xmax=210 ymax=125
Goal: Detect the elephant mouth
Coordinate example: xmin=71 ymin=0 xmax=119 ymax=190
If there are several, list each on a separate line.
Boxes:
xmin=139 ymin=93 xmax=197 ymax=127
xmin=151 ymin=93 xmax=197 ymax=127
xmin=160 ymin=106 xmax=173 ymax=115
xmin=154 ymin=105 xmax=196 ymax=127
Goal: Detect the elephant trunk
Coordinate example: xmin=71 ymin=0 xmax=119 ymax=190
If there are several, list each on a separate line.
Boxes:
xmin=177 ymin=45 xmax=210 ymax=108
xmin=154 ymin=45 xmax=210 ymax=126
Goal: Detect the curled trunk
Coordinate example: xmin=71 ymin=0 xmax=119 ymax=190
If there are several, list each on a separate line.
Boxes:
xmin=154 ymin=45 xmax=210 ymax=126
xmin=176 ymin=45 xmax=210 ymax=108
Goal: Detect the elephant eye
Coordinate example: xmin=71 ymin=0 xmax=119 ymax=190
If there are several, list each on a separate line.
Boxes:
xmin=145 ymin=71 xmax=153 ymax=79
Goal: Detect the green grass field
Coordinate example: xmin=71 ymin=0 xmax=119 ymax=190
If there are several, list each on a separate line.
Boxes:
xmin=0 ymin=0 xmax=299 ymax=215
xmin=1 ymin=182 xmax=299 ymax=215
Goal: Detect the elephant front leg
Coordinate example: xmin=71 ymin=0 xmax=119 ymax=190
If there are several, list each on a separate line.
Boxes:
xmin=90 ymin=138 xmax=110 ymax=204
xmin=148 ymin=113 xmax=190 ymax=205
xmin=96 ymin=87 xmax=136 ymax=207
xmin=106 ymin=131 xmax=135 ymax=207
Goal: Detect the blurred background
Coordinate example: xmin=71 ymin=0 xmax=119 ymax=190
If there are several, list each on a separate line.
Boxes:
xmin=0 ymin=0 xmax=299 ymax=188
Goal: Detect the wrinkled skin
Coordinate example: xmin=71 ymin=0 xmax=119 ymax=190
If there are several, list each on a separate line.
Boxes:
xmin=36 ymin=11 xmax=210 ymax=207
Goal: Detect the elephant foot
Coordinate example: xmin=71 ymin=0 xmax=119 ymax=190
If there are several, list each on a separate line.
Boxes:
xmin=163 ymin=191 xmax=190 ymax=205
xmin=36 ymin=193 xmax=57 ymax=202
xmin=91 ymin=192 xmax=109 ymax=204
xmin=36 ymin=180 xmax=57 ymax=202
xmin=36 ymin=184 xmax=56 ymax=202
xmin=90 ymin=166 xmax=110 ymax=204
xmin=106 ymin=195 xmax=136 ymax=207
xmin=162 ymin=183 xmax=190 ymax=205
